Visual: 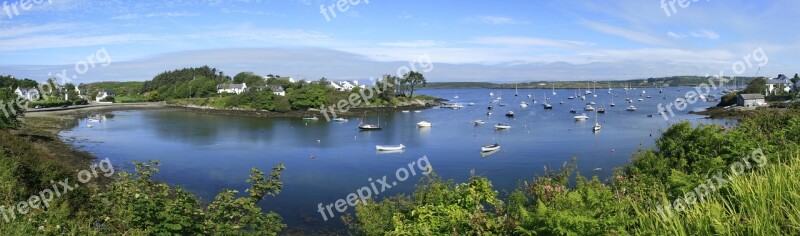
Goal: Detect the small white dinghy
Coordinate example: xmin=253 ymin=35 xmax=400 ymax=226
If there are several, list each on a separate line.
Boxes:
xmin=417 ymin=121 xmax=432 ymax=127
xmin=574 ymin=114 xmax=589 ymax=121
xmin=333 ymin=117 xmax=348 ymax=122
xmin=376 ymin=144 xmax=405 ymax=151
xmin=473 ymin=120 xmax=485 ymax=125
xmin=494 ymin=123 xmax=511 ymax=129
xmin=481 ymin=143 xmax=501 ymax=152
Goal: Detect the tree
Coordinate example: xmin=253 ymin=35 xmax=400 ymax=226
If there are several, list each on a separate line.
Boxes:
xmin=792 ymin=73 xmax=799 ymax=85
xmin=742 ymin=77 xmax=767 ymax=95
xmin=403 ymin=71 xmax=427 ymax=98
xmin=234 ymin=72 xmax=266 ymax=87
xmin=0 ymin=87 xmax=23 ymax=129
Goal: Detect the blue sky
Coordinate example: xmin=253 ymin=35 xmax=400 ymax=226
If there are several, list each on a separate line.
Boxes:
xmin=0 ymin=0 xmax=797 ymax=83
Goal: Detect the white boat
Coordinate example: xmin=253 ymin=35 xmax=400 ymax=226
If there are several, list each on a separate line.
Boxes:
xmin=481 ymin=144 xmax=501 ymax=152
xmin=494 ymin=123 xmax=511 ymax=129
xmin=489 ymin=92 xmax=494 ymax=97
xmin=358 ymin=113 xmax=381 ymax=130
xmin=637 ymin=98 xmax=643 ymax=101
xmin=574 ymin=114 xmax=589 ymax=121
xmin=86 ymin=124 xmax=93 ymax=128
xmin=414 ymin=110 xmax=421 ymax=113
xmin=505 ymin=111 xmax=514 ymax=117
xmin=333 ymin=117 xmax=348 ymax=122
xmin=376 ymin=144 xmax=406 ymax=151
xmin=417 ymin=121 xmax=432 ymax=127
xmin=584 ymin=104 xmax=595 ymax=111
xmin=88 ymin=118 xmax=101 ymax=123
xmin=401 ymin=110 xmax=410 ymax=113
xmin=302 ymin=116 xmax=319 ymax=121
xmin=520 ymin=102 xmax=528 ymax=108
xmin=592 ymin=109 xmax=601 ymax=132
xmin=589 ymin=101 xmax=596 ymax=105
xmin=473 ymin=120 xmax=485 ymax=125
xmin=468 ymin=103 xmax=475 ymax=106
xmin=552 ymin=84 xmax=557 ymax=95
xmin=627 ymin=105 xmax=637 ymax=111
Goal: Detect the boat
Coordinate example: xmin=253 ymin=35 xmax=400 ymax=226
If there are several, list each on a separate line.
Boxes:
xmin=468 ymin=103 xmax=475 ymax=106
xmin=401 ymin=110 xmax=410 ymax=113
xmin=414 ymin=110 xmax=421 ymax=113
xmin=86 ymin=124 xmax=93 ymax=128
xmin=480 ymin=148 xmax=501 ymax=157
xmin=592 ymin=109 xmax=602 ymax=132
xmin=417 ymin=121 xmax=432 ymax=127
xmin=585 ymin=81 xmax=593 ymax=95
xmin=637 ymin=98 xmax=643 ymax=101
xmin=514 ymin=83 xmax=519 ymax=96
xmin=505 ymin=111 xmax=515 ymax=117
xmin=559 ymin=100 xmax=564 ymax=104
xmin=489 ymin=92 xmax=494 ymax=97
xmin=473 ymin=120 xmax=485 ymax=125
xmin=574 ymin=114 xmax=589 ymax=121
xmin=487 ymin=105 xmax=493 ymax=110
xmin=481 ymin=143 xmax=501 ymax=152
xmin=527 ymin=93 xmax=532 ymax=98
xmin=552 ymin=84 xmax=557 ymax=95
xmin=376 ymin=144 xmax=405 ymax=151
xmin=584 ymin=104 xmax=595 ymax=111
xmin=302 ymin=115 xmax=319 ymax=121
xmin=520 ymin=102 xmax=528 ymax=108
xmin=568 ymin=96 xmax=575 ymax=100
xmin=627 ymin=105 xmax=637 ymax=111
xmin=589 ymin=101 xmax=596 ymax=105
xmin=543 ymin=103 xmax=553 ymax=109
xmin=454 ymin=94 xmax=459 ymax=99
xmin=610 ymin=96 xmax=616 ymax=107
xmin=88 ymin=118 xmax=101 ymax=123
xmin=333 ymin=117 xmax=348 ymax=122
xmin=494 ymin=123 xmax=511 ymax=129
xmin=487 ymin=112 xmax=492 ymax=116
xmin=569 ymin=108 xmax=577 ymax=113
xmin=597 ymin=106 xmax=606 ymax=114
xmin=358 ymin=113 xmax=382 ymax=130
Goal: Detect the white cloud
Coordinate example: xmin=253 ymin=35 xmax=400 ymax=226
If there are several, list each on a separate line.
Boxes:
xmin=111 ymin=11 xmax=198 ymax=20
xmin=580 ymin=20 xmax=667 ymax=45
xmin=470 ymin=36 xmax=591 ymax=49
xmin=478 ymin=16 xmax=525 ymax=25
xmin=666 ymin=30 xmax=720 ymax=40
xmin=378 ymin=40 xmax=445 ymax=48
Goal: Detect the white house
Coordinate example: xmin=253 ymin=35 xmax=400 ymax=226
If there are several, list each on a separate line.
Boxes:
xmin=270 ymin=85 xmax=286 ymax=96
xmin=96 ymin=90 xmax=116 ymax=102
xmin=14 ymin=87 xmax=40 ymax=101
xmin=765 ymin=74 xmax=793 ymax=94
xmin=217 ymin=83 xmax=247 ymax=94
xmin=327 ymin=80 xmax=366 ymax=91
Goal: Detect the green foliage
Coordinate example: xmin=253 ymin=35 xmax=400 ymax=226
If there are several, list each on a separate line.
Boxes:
xmin=742 ymin=77 xmax=767 ymax=94
xmin=29 ymin=99 xmax=72 ymax=108
xmin=287 ymin=83 xmax=329 ymax=110
xmin=402 ymin=71 xmax=427 ymax=98
xmin=234 ymin=72 xmax=266 ymax=87
xmin=0 ymin=87 xmax=23 ymax=128
xmin=142 ymin=66 xmax=230 ymax=100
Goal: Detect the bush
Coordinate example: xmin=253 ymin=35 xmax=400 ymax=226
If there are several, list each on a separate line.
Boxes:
xmin=100 ymin=96 xmax=115 ymax=103
xmin=29 ymin=100 xmax=71 ymax=108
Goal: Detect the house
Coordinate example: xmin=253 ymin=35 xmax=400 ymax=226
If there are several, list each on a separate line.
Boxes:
xmin=96 ymin=90 xmax=116 ymax=102
xmin=269 ymin=85 xmax=285 ymax=96
xmin=765 ymin=74 xmax=793 ymax=94
xmin=75 ymin=86 xmax=86 ymax=99
xmin=217 ymin=83 xmax=247 ymax=94
xmin=14 ymin=87 xmax=40 ymax=101
xmin=327 ymin=80 xmax=366 ymax=91
xmin=737 ymin=94 xmax=766 ymax=108
xmin=276 ymin=77 xmax=295 ymax=83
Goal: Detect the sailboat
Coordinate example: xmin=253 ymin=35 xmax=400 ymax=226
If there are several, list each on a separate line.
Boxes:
xmin=607 ymin=82 xmax=612 ymax=94
xmin=592 ymin=109 xmax=602 ymax=132
xmin=597 ymin=103 xmax=606 ymax=113
xmin=514 ymin=83 xmax=519 ymax=96
xmin=542 ymin=94 xmax=553 ymax=109
xmin=552 ymin=84 xmax=556 ymax=95
xmin=593 ymin=82 xmax=597 ymax=97
xmin=358 ymin=112 xmax=382 ymax=130
xmin=610 ymin=96 xmax=616 ymax=107
xmin=585 ymin=81 xmax=592 ymax=95
xmin=376 ymin=144 xmax=405 ymax=151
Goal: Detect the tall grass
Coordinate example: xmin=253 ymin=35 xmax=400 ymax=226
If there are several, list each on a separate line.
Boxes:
xmin=634 ymin=151 xmax=800 ymax=235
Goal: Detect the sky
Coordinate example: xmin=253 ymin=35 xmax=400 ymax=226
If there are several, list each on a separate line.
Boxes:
xmin=0 ymin=0 xmax=798 ymax=84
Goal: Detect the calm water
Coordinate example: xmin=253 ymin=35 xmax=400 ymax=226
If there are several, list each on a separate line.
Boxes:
xmin=60 ymin=88 xmax=733 ymax=232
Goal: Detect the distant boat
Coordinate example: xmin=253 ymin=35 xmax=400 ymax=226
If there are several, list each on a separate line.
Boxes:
xmin=302 ymin=115 xmax=319 ymax=121
xmin=468 ymin=103 xmax=475 ymax=106
xmin=414 ymin=110 xmax=421 ymax=113
xmin=574 ymin=114 xmax=589 ymax=121
xmin=559 ymin=100 xmax=564 ymax=104
xmin=568 ymin=96 xmax=575 ymax=100
xmin=487 ymin=112 xmax=492 ymax=116
xmin=552 ymin=84 xmax=557 ymax=95
xmin=543 ymin=103 xmax=553 ymax=109
xmin=569 ymin=108 xmax=577 ymax=114
xmin=487 ymin=105 xmax=493 ymax=110
xmin=589 ymin=101 xmax=596 ymax=105
xmin=473 ymin=120 xmax=485 ymax=125
xmin=584 ymin=104 xmax=595 ymax=111
xmin=376 ymin=144 xmax=405 ymax=151
xmin=417 ymin=121 xmax=432 ymax=127
xmin=88 ymin=118 xmax=101 ymax=123
xmin=401 ymin=110 xmax=410 ymax=113
xmin=597 ymin=106 xmax=606 ymax=114
xmin=358 ymin=113 xmax=381 ymax=130
xmin=637 ymin=98 xmax=643 ymax=101
xmin=480 ymin=148 xmax=501 ymax=157
xmin=627 ymin=105 xmax=637 ymax=111
xmin=527 ymin=93 xmax=532 ymax=98
xmin=494 ymin=123 xmax=511 ymax=129
xmin=333 ymin=117 xmax=348 ymax=122
xmin=86 ymin=124 xmax=93 ymax=128
xmin=505 ymin=111 xmax=515 ymax=117
xmin=481 ymin=143 xmax=501 ymax=152
xmin=610 ymin=96 xmax=616 ymax=107
xmin=593 ymin=108 xmax=602 ymax=132
xmin=520 ymin=102 xmax=528 ymax=108
xmin=515 ymin=83 xmax=519 ymax=96
xmin=489 ymin=92 xmax=495 ymax=97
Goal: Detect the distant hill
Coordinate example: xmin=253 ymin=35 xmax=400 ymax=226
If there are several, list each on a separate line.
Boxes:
xmin=425 ymin=76 xmax=756 ymax=89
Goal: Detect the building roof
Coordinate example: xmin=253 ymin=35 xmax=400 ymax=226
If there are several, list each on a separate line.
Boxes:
xmin=766 ymin=79 xmax=791 ymax=85
xmin=738 ymin=94 xmax=765 ymax=100
xmin=269 ymin=85 xmax=285 ymax=92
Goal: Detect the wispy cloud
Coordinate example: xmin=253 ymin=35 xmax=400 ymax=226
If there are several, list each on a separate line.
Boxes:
xmin=580 ymin=20 xmax=667 ymax=45
xmin=667 ymin=30 xmax=720 ymax=40
xmin=378 ymin=40 xmax=444 ymax=48
xmin=111 ymin=11 xmax=198 ymax=20
xmin=470 ymin=36 xmax=592 ymax=48
xmin=478 ymin=16 xmax=526 ymax=25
